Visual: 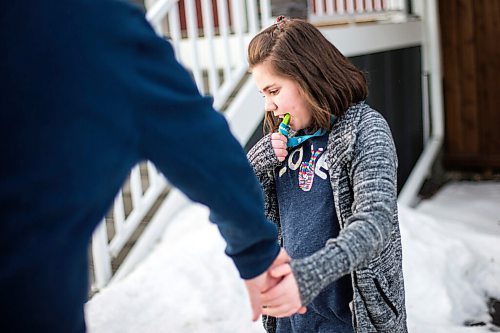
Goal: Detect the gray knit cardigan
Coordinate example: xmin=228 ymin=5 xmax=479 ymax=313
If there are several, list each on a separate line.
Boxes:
xmin=247 ymin=103 xmax=408 ymax=333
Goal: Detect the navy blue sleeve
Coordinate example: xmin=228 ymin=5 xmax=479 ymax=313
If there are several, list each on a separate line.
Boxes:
xmin=0 ymin=1 xmax=279 ymax=332
xmin=122 ymin=6 xmax=279 ymax=279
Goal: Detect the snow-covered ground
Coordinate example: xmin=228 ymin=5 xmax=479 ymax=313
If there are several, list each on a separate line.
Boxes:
xmin=85 ymin=181 xmax=500 ymax=332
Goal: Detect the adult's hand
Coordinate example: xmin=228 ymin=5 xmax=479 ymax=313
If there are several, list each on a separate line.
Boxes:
xmin=244 ymin=248 xmax=290 ymax=321
xmin=260 ymin=263 xmax=306 ymax=318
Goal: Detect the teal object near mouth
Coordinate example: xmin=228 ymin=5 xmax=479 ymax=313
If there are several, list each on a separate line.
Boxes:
xmin=278 ymin=113 xmax=291 ymax=137
xmin=278 ymin=114 xmax=336 ymax=148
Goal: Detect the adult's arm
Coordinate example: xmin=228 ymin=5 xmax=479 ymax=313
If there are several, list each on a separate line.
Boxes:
xmin=121 ymin=6 xmax=279 ymax=279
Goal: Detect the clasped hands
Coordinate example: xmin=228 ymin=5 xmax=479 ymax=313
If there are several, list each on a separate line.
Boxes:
xmin=244 ymin=248 xmax=307 ymax=321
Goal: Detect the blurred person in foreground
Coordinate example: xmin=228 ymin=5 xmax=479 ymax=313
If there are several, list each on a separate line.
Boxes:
xmin=0 ymin=1 xmax=302 ymax=332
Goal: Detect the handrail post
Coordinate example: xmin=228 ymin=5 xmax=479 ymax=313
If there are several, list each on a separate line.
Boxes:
xmin=91 ymin=220 xmax=112 ymax=290
xmin=398 ymin=0 xmax=444 ymax=207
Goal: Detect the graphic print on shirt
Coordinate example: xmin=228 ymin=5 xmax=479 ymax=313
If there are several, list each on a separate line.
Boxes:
xmin=299 ymin=145 xmax=324 ymax=191
xmin=278 ymin=144 xmax=327 ymax=192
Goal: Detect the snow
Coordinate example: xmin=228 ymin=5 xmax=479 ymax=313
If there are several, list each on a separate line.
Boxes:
xmin=401 ymin=182 xmax=500 ymax=332
xmin=85 ymin=181 xmax=500 ymax=332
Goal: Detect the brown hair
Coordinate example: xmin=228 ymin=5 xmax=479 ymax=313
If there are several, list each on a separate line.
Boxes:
xmin=248 ymin=18 xmax=368 ymax=133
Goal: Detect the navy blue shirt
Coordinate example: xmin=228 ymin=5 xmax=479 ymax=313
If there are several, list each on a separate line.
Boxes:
xmin=0 ymin=1 xmax=279 ymax=331
xmin=275 ymin=133 xmax=353 ymax=332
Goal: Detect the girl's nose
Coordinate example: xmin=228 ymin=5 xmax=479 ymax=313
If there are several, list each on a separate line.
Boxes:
xmin=264 ymin=98 xmax=277 ymax=112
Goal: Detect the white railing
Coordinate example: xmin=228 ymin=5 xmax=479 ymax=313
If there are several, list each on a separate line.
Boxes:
xmin=309 ymin=0 xmax=407 ymax=23
xmin=91 ymin=0 xmax=416 ymax=292
xmin=91 ymin=162 xmax=168 ymax=290
xmin=146 ymin=0 xmax=274 ymax=110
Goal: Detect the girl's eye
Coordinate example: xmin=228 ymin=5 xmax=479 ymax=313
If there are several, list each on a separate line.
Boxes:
xmin=269 ymin=90 xmax=279 ymax=95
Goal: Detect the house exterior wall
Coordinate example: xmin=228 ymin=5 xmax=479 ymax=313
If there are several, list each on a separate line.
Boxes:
xmin=439 ymin=0 xmax=500 ymax=170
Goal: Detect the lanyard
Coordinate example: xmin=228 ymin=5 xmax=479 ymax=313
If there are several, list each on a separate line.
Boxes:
xmin=278 ymin=114 xmax=336 ymax=148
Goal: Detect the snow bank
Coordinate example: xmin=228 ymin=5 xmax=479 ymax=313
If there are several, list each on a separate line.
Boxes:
xmin=86 ymin=181 xmax=500 ymax=332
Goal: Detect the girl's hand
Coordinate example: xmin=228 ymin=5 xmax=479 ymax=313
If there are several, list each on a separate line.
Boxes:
xmin=271 ymin=133 xmax=288 ymax=162
xmin=260 ymin=263 xmax=307 ymax=317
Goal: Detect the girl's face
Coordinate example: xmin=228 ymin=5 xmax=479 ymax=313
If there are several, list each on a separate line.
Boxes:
xmin=252 ymin=62 xmax=312 ymax=131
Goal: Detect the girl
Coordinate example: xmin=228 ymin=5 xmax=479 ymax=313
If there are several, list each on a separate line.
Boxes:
xmin=247 ymin=17 xmax=408 ymax=333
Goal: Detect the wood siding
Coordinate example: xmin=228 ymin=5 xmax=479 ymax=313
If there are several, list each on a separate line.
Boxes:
xmin=439 ymin=0 xmax=500 ymax=169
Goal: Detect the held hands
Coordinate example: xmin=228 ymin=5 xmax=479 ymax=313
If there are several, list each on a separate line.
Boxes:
xmin=271 ymin=133 xmax=288 ymax=162
xmin=261 ymin=262 xmax=306 ymax=318
xmin=244 ymin=248 xmax=306 ymax=321
xmin=244 ymin=249 xmax=289 ymax=321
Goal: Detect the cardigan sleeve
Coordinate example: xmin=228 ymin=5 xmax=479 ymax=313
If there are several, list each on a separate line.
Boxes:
xmin=247 ymin=134 xmax=282 ymax=181
xmin=247 ymin=134 xmax=283 ymax=243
